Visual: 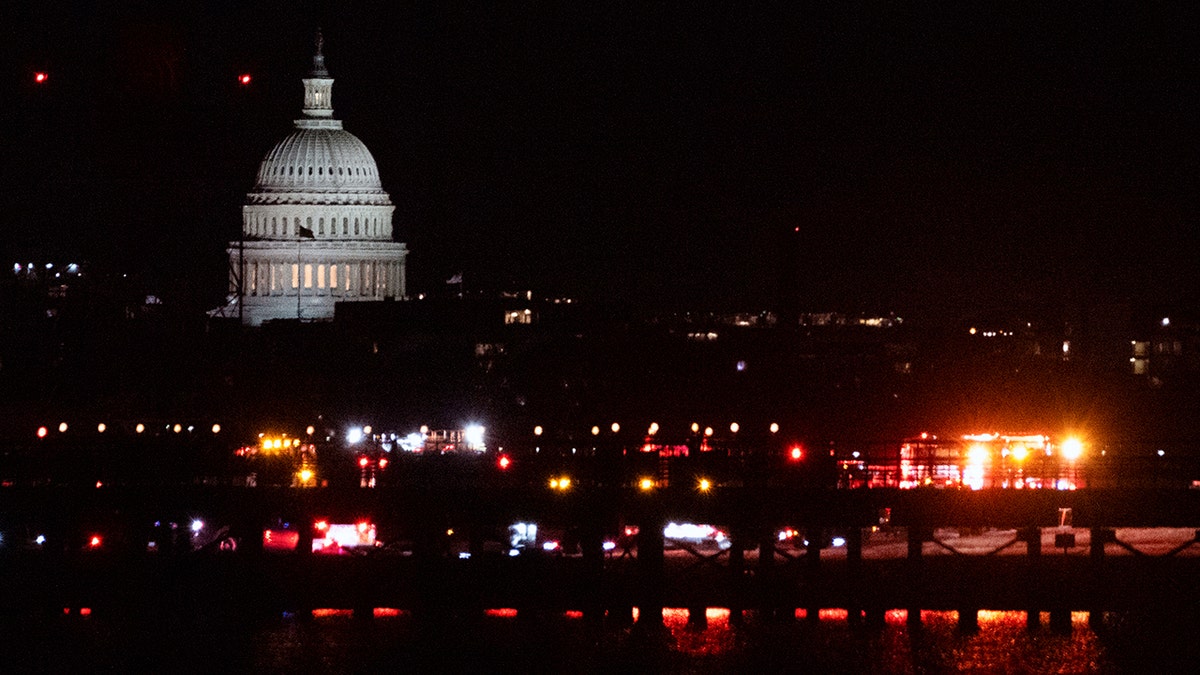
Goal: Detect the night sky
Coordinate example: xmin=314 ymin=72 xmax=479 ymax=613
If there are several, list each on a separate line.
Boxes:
xmin=3 ymin=3 xmax=1197 ymax=319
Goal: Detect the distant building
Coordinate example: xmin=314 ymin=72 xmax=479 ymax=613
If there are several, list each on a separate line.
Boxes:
xmin=222 ymin=32 xmax=407 ymax=326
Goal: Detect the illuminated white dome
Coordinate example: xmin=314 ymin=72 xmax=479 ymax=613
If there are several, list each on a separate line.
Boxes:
xmin=251 ymin=128 xmax=386 ymax=197
xmin=221 ymin=31 xmax=408 ymax=327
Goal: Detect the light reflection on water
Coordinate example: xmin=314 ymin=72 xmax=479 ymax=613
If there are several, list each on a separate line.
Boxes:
xmin=11 ymin=606 xmax=1195 ymax=672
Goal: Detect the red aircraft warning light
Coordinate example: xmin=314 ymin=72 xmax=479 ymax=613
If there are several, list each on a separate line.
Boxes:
xmin=789 ymin=446 xmax=804 ymax=461
xmin=238 ymin=73 xmax=252 ymax=85
xmin=497 ymin=454 xmax=511 ymax=470
xmin=34 ymin=72 xmax=48 ymax=84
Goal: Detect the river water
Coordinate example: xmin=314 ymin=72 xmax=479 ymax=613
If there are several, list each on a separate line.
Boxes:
xmin=6 ymin=606 xmax=1199 ymax=673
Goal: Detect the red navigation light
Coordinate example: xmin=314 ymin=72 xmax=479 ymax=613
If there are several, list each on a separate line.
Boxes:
xmin=497 ymin=454 xmax=511 ymax=470
xmin=34 ymin=72 xmax=48 ymax=84
xmin=789 ymin=446 xmax=804 ymax=461
xmin=358 ymin=457 xmax=369 ymax=468
xmin=238 ymin=73 xmax=252 ymax=85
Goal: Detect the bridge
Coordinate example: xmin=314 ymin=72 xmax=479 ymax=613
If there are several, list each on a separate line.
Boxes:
xmin=4 ymin=485 xmax=1200 ymax=632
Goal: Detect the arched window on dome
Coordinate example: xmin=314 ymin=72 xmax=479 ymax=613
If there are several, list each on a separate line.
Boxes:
xmin=272 ymin=217 xmax=277 ymax=236
xmin=343 ymin=218 xmax=348 ymax=235
xmin=330 ymin=265 xmax=338 ymax=290
xmin=354 ymin=219 xmax=360 ymax=236
xmin=294 ymin=218 xmax=300 ymax=236
xmin=306 ymin=217 xmax=313 ymax=232
xmin=318 ymin=264 xmax=326 ymax=289
xmin=328 ymin=166 xmax=333 ymax=176
xmin=308 ymin=166 xmax=313 ymax=175
xmin=318 ymin=217 xmax=324 ymax=236
xmin=318 ymin=166 xmax=323 ymax=175
xmin=338 ymin=167 xmax=343 ymax=176
xmin=289 ymin=166 xmax=295 ymax=176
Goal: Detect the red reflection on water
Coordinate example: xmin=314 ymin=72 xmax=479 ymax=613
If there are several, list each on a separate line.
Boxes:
xmin=79 ymin=608 xmax=92 ymax=617
xmin=373 ymin=608 xmax=406 ymax=618
xmin=658 ymin=608 xmax=741 ymax=658
xmin=312 ymin=609 xmax=353 ymax=618
xmin=485 ymin=608 xmax=518 ymax=618
xmin=563 ymin=610 xmax=584 ymax=619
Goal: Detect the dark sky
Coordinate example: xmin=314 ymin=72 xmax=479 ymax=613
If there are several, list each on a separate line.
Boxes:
xmin=3 ymin=3 xmax=1197 ymax=318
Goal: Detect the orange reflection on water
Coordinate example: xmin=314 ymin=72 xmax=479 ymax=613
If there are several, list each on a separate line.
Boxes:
xmin=372 ymin=608 xmax=407 ymax=618
xmin=311 ymin=609 xmax=354 ymax=618
xmin=660 ymin=608 xmax=742 ymax=658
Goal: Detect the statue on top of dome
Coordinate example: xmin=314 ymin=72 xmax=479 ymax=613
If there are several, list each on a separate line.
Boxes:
xmin=310 ymin=28 xmax=330 ymax=78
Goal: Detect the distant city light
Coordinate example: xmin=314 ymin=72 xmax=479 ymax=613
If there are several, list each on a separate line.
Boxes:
xmin=698 ymin=478 xmax=712 ymax=492
xmin=1061 ymin=438 xmax=1084 ymax=461
xmin=97 ymin=423 xmax=106 ymax=433
xmin=212 ymin=424 xmax=221 ymax=434
xmin=591 ymin=426 xmax=600 ymax=436
xmin=648 ymin=422 xmax=659 ymax=435
xmin=36 ymin=427 xmax=47 ymax=438
xmin=306 ymin=425 xmax=315 ymax=435
xmin=347 ymin=428 xmax=363 ymax=444
xmin=239 ymin=73 xmax=252 ymax=85
xmin=769 ymin=422 xmax=779 ymax=434
xmin=704 ymin=426 xmax=714 ymax=437
xmin=34 ymin=71 xmax=47 ymax=83
xmin=1158 ymin=449 xmax=1166 ymax=457
xmin=1162 ymin=317 xmax=1171 ymax=327
xmin=464 ymin=424 xmax=485 ymax=449
xmin=533 ymin=425 xmax=543 ymax=436
xmin=191 ymin=520 xmax=204 ymax=533
xmin=136 ymin=424 xmax=145 ymax=434
xmin=173 ymin=424 xmax=182 ymax=433
xmin=729 ymin=422 xmax=739 ymax=433
xmin=610 ymin=422 xmax=620 ymax=433
xmin=639 ymin=477 xmax=654 ymax=491
xmin=790 ymin=446 xmax=803 ymax=461
xmin=58 ymin=422 xmax=68 ymax=433
xmin=691 ymin=423 xmax=700 ymax=434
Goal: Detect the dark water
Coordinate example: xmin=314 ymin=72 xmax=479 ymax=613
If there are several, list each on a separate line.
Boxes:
xmin=5 ymin=607 xmax=1200 ymax=673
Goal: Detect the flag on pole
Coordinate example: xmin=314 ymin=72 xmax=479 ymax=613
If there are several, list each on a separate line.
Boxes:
xmin=298 ymin=226 xmax=315 ymax=239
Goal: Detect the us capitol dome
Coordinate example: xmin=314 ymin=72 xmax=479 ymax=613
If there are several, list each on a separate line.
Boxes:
xmin=223 ymin=32 xmax=408 ymax=326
